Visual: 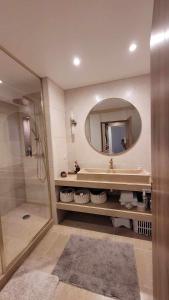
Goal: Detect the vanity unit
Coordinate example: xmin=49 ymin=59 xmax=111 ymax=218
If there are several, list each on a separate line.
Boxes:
xmin=55 ymin=168 xmax=152 ymax=224
xmin=55 ymin=96 xmax=152 ymax=237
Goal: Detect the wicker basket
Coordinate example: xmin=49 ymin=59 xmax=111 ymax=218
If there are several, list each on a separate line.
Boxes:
xmin=74 ymin=189 xmax=90 ymax=204
xmin=90 ymin=190 xmax=107 ymax=204
xmin=60 ymin=188 xmax=74 ymax=203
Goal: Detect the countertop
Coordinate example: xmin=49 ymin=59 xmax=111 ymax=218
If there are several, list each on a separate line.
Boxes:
xmin=55 ymin=174 xmax=151 ymax=192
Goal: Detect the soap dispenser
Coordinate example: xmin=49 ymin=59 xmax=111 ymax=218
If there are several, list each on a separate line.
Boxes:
xmin=74 ymin=161 xmax=80 ymax=173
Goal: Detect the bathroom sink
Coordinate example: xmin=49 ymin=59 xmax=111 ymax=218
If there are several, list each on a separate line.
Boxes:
xmin=77 ymin=168 xmax=151 ymax=184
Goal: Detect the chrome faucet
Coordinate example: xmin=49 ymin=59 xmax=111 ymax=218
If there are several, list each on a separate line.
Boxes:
xmin=109 ymin=158 xmax=113 ymax=169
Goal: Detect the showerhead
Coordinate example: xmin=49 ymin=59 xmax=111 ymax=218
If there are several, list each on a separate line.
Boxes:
xmin=12 ymin=97 xmax=31 ymax=106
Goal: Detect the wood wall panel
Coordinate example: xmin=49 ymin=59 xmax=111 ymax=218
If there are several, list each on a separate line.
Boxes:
xmin=151 ymin=0 xmax=169 ymax=299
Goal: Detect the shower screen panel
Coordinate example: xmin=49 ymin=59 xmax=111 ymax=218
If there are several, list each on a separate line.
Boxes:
xmin=0 ymin=49 xmax=52 ymax=270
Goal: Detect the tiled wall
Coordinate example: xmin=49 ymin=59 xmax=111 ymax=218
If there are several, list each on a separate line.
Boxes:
xmin=19 ymin=99 xmax=50 ymax=207
xmin=0 ymin=101 xmax=26 ymax=215
xmin=65 ymin=74 xmax=151 ymax=172
xmin=0 ymin=98 xmax=51 ymax=215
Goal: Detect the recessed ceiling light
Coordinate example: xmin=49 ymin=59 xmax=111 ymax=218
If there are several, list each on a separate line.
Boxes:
xmin=73 ymin=56 xmax=81 ymax=66
xmin=0 ymin=80 xmax=3 ymax=84
xmin=129 ymin=43 xmax=137 ymax=52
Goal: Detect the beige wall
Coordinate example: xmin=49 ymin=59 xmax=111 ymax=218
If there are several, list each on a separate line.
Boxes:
xmin=45 ymin=79 xmax=68 ymax=178
xmin=42 ymin=78 xmax=69 ymax=223
xmin=65 ymin=75 xmax=151 ymax=172
xmin=0 ymin=101 xmax=26 ymax=215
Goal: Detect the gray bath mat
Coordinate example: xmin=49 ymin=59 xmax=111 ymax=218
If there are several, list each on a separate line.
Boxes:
xmin=52 ymin=235 xmax=140 ymax=300
xmin=0 ymin=271 xmax=59 ymax=300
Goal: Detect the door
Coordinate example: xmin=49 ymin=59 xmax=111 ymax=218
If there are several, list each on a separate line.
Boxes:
xmin=151 ymin=0 xmax=169 ymax=299
xmin=0 ymin=49 xmax=52 ymax=272
xmin=110 ymin=124 xmax=126 ymax=153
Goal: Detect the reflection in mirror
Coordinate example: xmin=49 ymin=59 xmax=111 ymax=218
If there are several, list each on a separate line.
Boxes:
xmin=85 ymin=98 xmax=141 ymax=155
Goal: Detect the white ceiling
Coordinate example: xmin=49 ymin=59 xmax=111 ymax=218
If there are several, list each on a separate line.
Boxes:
xmin=0 ymin=0 xmax=153 ymax=90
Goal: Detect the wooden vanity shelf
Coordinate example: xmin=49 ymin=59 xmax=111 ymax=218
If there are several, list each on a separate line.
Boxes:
xmin=57 ymin=200 xmax=152 ymax=222
xmin=55 ymin=175 xmax=152 ymax=223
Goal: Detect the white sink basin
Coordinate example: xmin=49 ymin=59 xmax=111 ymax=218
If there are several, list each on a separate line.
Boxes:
xmin=77 ymin=168 xmax=151 ymax=184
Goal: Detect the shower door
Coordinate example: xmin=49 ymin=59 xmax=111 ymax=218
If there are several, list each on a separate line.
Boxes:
xmin=0 ymin=49 xmax=52 ymax=272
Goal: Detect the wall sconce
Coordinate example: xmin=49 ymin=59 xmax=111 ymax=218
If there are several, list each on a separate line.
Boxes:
xmin=70 ymin=112 xmax=77 ymax=136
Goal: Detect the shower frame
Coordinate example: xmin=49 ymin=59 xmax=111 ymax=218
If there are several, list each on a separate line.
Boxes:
xmin=0 ymin=45 xmax=54 ymax=289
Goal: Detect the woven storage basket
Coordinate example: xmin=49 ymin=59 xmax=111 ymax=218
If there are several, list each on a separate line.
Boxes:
xmin=60 ymin=188 xmax=74 ymax=203
xmin=90 ymin=190 xmax=107 ymax=204
xmin=74 ymin=189 xmax=90 ymax=204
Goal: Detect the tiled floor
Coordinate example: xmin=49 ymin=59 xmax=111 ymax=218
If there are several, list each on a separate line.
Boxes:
xmin=4 ymin=223 xmax=153 ymax=300
xmin=1 ymin=203 xmax=50 ymax=266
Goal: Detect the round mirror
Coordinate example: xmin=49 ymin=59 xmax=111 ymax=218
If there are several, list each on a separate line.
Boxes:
xmin=85 ymin=98 xmax=142 ymax=156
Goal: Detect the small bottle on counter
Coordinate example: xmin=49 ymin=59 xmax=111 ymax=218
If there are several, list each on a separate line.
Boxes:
xmin=74 ymin=160 xmax=80 ymax=173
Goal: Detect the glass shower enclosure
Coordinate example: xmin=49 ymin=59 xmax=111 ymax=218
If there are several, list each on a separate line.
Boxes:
xmin=0 ymin=49 xmax=52 ymax=277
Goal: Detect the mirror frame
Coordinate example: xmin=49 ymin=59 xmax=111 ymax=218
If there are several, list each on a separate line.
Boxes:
xmin=85 ymin=97 xmax=142 ymax=157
